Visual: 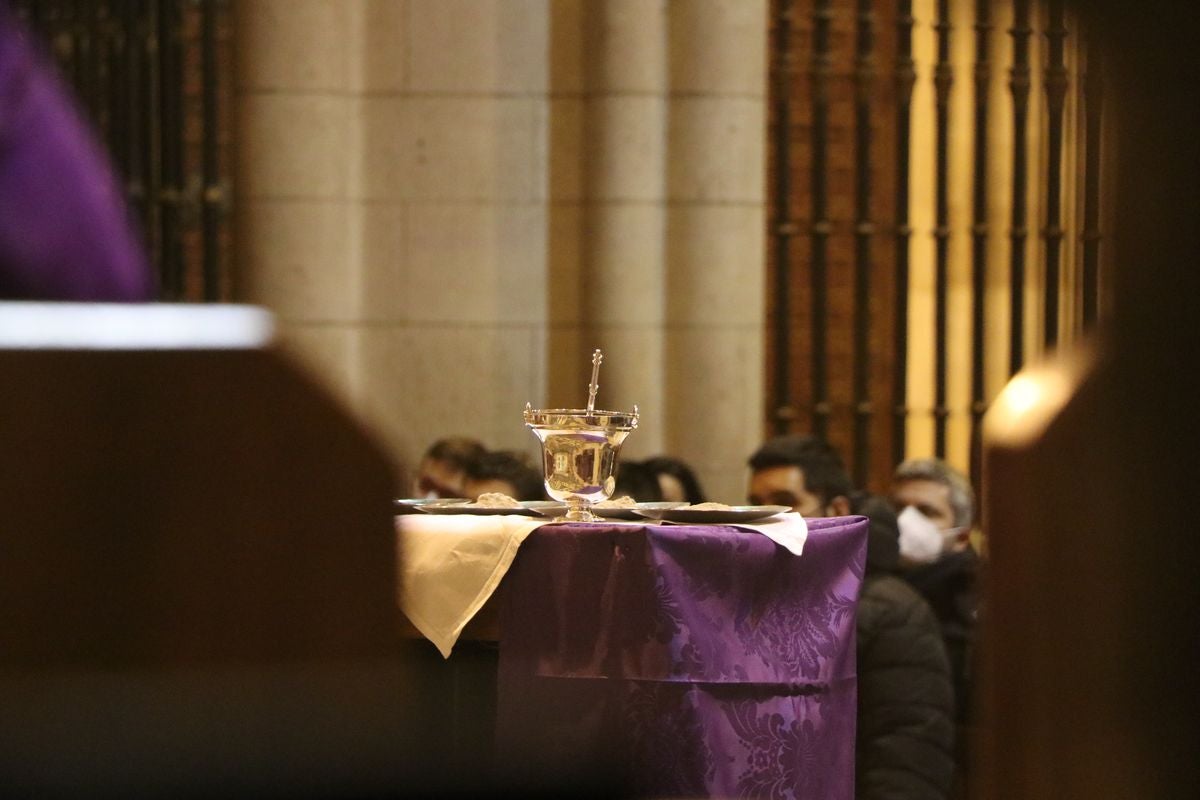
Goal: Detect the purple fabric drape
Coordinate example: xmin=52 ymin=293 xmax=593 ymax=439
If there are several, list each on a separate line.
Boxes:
xmin=0 ymin=5 xmax=152 ymax=301
xmin=497 ymin=516 xmax=868 ymax=799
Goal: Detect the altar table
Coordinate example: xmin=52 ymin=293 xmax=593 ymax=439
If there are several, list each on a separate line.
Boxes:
xmin=491 ymin=517 xmax=867 ymax=799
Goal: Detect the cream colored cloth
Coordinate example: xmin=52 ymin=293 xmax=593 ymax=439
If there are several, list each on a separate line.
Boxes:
xmin=721 ymin=511 xmax=808 ymax=556
xmin=396 ymin=510 xmax=807 ymax=658
xmin=397 ymin=513 xmax=551 ymax=657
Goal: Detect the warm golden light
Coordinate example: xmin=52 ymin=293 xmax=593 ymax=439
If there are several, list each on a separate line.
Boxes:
xmin=983 ymin=345 xmax=1096 ymax=447
xmin=996 ymin=374 xmax=1046 ymax=418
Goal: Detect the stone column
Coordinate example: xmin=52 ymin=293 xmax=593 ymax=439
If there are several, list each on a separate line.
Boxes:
xmin=573 ymin=0 xmax=669 ymax=454
xmin=237 ymin=0 xmax=553 ymax=478
xmin=235 ymin=0 xmax=366 ymax=402
xmin=235 ymin=1 xmax=767 ymax=495
xmin=664 ymin=0 xmax=768 ymax=502
xmin=354 ymin=0 xmax=551 ymax=466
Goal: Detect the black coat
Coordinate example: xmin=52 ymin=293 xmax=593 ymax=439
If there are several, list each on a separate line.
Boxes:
xmin=903 ymin=548 xmax=979 ymax=726
xmin=852 ymin=496 xmax=956 ymax=799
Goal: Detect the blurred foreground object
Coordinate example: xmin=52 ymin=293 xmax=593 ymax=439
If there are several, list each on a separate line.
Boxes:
xmin=0 ymin=4 xmax=152 ymax=300
xmin=976 ymin=0 xmax=1198 ymax=796
xmin=0 ymin=302 xmax=451 ymax=796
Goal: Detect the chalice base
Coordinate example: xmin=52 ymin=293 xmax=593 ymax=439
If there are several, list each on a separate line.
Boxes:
xmin=556 ymin=497 xmax=598 ymax=523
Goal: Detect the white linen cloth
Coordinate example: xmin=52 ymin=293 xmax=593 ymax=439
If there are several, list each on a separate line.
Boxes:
xmin=708 ymin=510 xmax=808 ymax=556
xmin=397 ymin=513 xmax=550 ymax=657
xmin=395 ymin=511 xmax=808 ymax=658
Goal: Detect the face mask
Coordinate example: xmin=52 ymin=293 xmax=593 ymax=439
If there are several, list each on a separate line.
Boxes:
xmin=897 ymin=505 xmax=959 ymax=564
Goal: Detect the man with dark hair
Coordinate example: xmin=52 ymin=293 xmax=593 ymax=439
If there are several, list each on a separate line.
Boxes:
xmin=747 ymin=435 xmax=955 ymax=799
xmin=748 ymin=435 xmax=854 ymax=516
xmin=463 ymin=450 xmax=545 ymax=502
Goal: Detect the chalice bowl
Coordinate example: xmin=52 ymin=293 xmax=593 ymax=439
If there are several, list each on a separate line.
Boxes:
xmin=524 ymin=404 xmax=639 ymax=522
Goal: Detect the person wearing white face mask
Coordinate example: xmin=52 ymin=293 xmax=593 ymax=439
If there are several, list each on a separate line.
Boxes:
xmin=891 ymin=458 xmax=980 ymax=799
xmin=897 ymin=505 xmax=969 ymax=566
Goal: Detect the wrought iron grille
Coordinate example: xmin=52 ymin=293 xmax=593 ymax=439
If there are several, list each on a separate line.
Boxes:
xmin=9 ymin=0 xmax=233 ymax=301
xmin=768 ymin=0 xmax=1107 ymax=493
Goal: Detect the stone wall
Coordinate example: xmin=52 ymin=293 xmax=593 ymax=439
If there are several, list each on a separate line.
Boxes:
xmin=236 ymin=0 xmax=767 ymax=502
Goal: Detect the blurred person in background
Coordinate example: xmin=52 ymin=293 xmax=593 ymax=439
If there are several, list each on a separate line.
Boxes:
xmin=0 ymin=3 xmax=152 ymax=300
xmin=892 ymin=458 xmax=976 ymax=569
xmin=413 ymin=437 xmax=486 ymax=499
xmin=462 ymin=450 xmax=545 ymax=502
xmin=643 ymin=455 xmax=706 ymax=504
xmin=748 ymin=435 xmax=955 ymax=799
xmin=611 ymin=460 xmax=664 ymax=502
xmin=891 ymin=458 xmax=980 ymax=795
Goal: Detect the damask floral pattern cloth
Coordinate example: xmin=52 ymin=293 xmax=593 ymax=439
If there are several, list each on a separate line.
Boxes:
xmin=496 ymin=516 xmax=868 ymax=799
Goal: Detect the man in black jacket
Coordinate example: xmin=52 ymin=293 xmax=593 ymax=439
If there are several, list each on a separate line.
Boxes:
xmin=891 ymin=458 xmax=980 ymax=796
xmin=749 ymin=435 xmax=955 ymax=799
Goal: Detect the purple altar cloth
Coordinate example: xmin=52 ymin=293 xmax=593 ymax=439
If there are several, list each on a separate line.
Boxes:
xmin=496 ymin=516 xmax=868 ymax=799
xmin=0 ymin=5 xmax=152 ymax=300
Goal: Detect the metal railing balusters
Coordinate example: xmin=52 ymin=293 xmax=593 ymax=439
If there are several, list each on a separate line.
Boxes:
xmin=1043 ymin=0 xmax=1068 ymax=349
xmin=1009 ymin=0 xmax=1032 ymax=375
xmin=1081 ymin=25 xmax=1103 ymax=330
xmin=970 ymin=0 xmax=992 ymax=484
xmin=893 ymin=0 xmax=915 ymax=467
xmin=771 ymin=0 xmax=798 ymax=435
xmin=810 ymin=0 xmax=833 ymax=441
xmin=933 ymin=0 xmax=952 ymax=458
xmin=853 ymin=0 xmax=876 ymax=486
xmin=200 ymin=0 xmax=222 ymax=301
